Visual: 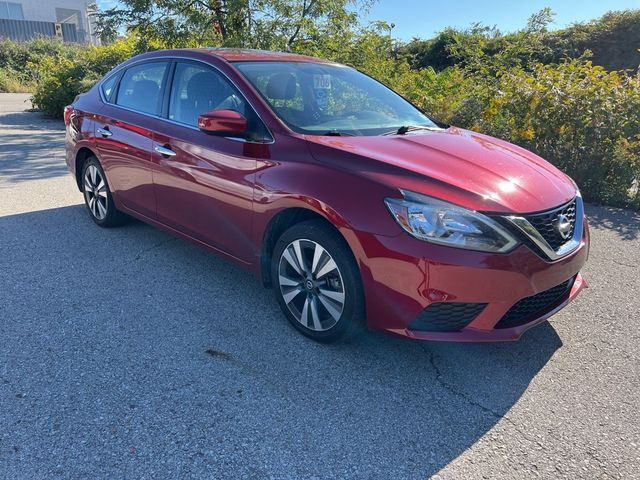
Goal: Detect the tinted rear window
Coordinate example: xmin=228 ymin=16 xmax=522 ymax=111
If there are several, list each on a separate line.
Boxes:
xmin=115 ymin=62 xmax=168 ymax=115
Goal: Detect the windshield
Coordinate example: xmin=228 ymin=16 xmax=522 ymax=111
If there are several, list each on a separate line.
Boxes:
xmin=233 ymin=61 xmax=439 ymax=136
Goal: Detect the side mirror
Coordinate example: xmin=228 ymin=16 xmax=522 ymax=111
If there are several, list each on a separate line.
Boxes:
xmin=198 ymin=109 xmax=248 ymax=136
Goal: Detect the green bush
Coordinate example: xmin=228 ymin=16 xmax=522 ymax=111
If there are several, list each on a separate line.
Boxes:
xmin=31 ymin=38 xmax=136 ymax=116
xmin=401 ymin=10 xmax=640 ymax=73
xmin=0 ymin=68 xmax=31 ymax=92
xmin=0 ymin=37 xmax=79 ymax=89
xmin=542 ymin=10 xmax=640 ymax=72
xmin=451 ymin=60 xmax=640 ymax=207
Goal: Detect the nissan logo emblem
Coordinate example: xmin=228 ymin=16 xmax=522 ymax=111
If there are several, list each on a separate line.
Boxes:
xmin=557 ymin=214 xmax=572 ymax=240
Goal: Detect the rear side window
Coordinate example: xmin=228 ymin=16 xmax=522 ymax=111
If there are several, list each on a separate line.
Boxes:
xmin=100 ymin=73 xmax=119 ymax=102
xmin=116 ymin=62 xmax=168 ymax=115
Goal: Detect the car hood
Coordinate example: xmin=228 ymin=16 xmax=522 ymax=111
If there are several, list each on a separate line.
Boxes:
xmin=305 ymin=127 xmax=576 ymax=214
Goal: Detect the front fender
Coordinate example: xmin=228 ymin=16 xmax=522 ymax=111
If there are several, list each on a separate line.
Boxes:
xmin=252 ymin=157 xmax=402 ymax=241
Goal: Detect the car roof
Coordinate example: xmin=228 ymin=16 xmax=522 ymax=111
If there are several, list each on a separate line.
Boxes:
xmin=182 ymin=48 xmax=335 ymax=64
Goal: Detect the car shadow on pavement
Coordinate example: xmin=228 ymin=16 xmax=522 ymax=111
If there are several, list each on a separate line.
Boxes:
xmin=0 ymin=205 xmax=562 ymax=479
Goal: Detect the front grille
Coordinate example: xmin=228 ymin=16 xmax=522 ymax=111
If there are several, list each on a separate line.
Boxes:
xmin=495 ymin=277 xmax=575 ymax=329
xmin=409 ymin=302 xmax=487 ymax=332
xmin=525 ymin=199 xmax=577 ymax=251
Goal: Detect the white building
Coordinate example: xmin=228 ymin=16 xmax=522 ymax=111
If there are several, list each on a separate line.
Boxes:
xmin=0 ymin=0 xmax=98 ymax=44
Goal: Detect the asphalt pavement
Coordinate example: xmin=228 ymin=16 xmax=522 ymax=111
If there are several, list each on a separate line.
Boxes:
xmin=0 ymin=93 xmax=638 ymax=479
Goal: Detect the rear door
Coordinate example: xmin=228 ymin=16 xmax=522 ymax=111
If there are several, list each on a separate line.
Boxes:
xmin=151 ymin=60 xmax=272 ymax=262
xmin=94 ymin=61 xmax=170 ymax=219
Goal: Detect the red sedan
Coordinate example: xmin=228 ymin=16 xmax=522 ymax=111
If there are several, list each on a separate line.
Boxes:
xmin=64 ymin=48 xmax=589 ymax=342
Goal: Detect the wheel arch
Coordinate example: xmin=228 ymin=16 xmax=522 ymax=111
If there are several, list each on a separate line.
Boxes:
xmin=74 ymin=147 xmax=97 ymax=191
xmin=259 ymin=204 xmax=360 ymax=288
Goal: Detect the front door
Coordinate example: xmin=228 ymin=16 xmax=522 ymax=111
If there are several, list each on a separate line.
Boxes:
xmin=152 ymin=61 xmax=272 ymax=262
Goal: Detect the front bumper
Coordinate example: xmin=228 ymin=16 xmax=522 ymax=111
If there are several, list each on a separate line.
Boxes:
xmin=353 ymin=218 xmax=590 ymax=342
xmin=396 ymin=273 xmax=587 ymax=341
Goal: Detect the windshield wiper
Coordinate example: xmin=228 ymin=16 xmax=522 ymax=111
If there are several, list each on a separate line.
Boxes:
xmin=382 ymin=125 xmax=443 ymax=136
xmin=322 ymin=130 xmax=356 ymax=137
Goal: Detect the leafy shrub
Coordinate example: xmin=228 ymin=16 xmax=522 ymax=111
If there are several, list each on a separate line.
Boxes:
xmin=31 ymin=38 xmax=136 ymax=116
xmin=401 ymin=10 xmax=640 ymax=74
xmin=0 ymin=37 xmax=79 ymax=89
xmin=0 ymin=68 xmax=31 ymax=92
xmin=452 ymin=60 xmax=640 ymax=207
xmin=542 ymin=10 xmax=640 ymax=72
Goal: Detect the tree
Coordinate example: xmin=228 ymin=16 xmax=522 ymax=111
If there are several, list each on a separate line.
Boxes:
xmin=525 ymin=7 xmax=554 ymax=33
xmin=97 ymin=0 xmax=375 ymax=50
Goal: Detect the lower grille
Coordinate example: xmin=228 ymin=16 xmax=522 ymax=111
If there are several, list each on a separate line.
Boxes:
xmin=495 ymin=277 xmax=575 ymax=329
xmin=409 ymin=303 xmax=487 ymax=332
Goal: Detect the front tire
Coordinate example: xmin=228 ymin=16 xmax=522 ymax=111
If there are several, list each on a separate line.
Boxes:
xmin=271 ymin=220 xmax=365 ymax=343
xmin=82 ymin=156 xmax=125 ymax=227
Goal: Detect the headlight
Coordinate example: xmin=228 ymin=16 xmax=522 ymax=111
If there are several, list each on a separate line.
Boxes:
xmin=384 ymin=190 xmax=518 ymax=253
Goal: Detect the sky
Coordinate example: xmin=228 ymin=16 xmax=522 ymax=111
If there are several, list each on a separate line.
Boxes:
xmin=96 ymin=0 xmax=640 ymax=40
xmin=366 ymin=0 xmax=640 ymax=40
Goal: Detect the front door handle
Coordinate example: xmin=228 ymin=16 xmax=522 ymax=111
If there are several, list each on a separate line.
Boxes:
xmin=97 ymin=127 xmax=112 ymax=137
xmin=154 ymin=145 xmax=177 ymax=157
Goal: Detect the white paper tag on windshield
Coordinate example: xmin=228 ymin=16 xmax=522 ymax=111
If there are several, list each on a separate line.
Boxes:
xmin=313 ymin=75 xmax=331 ymax=89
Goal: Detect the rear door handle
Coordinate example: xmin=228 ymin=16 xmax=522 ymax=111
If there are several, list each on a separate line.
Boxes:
xmin=154 ymin=145 xmax=177 ymax=157
xmin=97 ymin=127 xmax=112 ymax=137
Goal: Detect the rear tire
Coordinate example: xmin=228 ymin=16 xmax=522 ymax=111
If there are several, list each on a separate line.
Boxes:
xmin=271 ymin=220 xmax=366 ymax=343
xmin=81 ymin=156 xmax=126 ymax=228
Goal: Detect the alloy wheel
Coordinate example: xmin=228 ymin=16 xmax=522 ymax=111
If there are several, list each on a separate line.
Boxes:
xmin=277 ymin=239 xmax=346 ymax=332
xmin=84 ymin=164 xmax=108 ymax=220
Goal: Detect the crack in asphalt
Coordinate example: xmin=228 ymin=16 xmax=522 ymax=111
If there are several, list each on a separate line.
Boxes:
xmin=586 ymin=338 xmax=636 ymax=362
xmin=420 ymin=344 xmax=554 ymax=452
xmin=423 ymin=344 xmax=627 ymax=477
xmin=420 ymin=343 xmax=505 ymax=419
xmin=607 ymin=259 xmax=638 ymax=269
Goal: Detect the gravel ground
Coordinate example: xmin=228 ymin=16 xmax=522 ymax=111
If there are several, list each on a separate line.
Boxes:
xmin=0 ymin=93 xmax=638 ymax=479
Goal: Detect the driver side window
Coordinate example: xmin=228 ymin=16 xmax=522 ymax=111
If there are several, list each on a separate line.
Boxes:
xmin=168 ymin=62 xmax=246 ymax=127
